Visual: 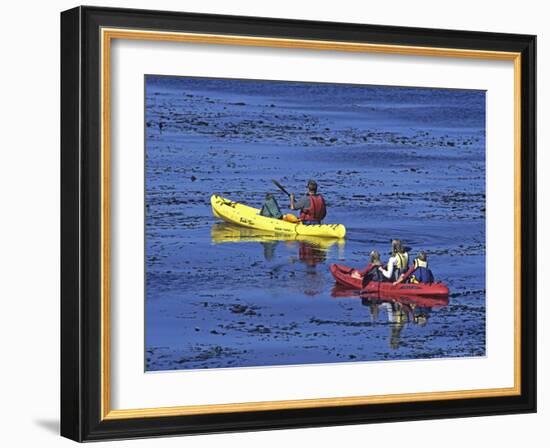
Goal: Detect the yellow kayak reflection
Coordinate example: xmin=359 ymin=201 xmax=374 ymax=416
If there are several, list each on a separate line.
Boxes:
xmin=211 ymin=222 xmax=345 ymax=249
xmin=211 ymin=222 xmax=345 ymax=265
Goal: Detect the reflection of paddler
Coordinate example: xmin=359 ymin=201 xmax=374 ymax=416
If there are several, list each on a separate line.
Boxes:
xmin=411 ymin=304 xmax=431 ymax=326
xmin=390 ymin=322 xmax=405 ymax=350
xmin=361 ymin=298 xmax=381 ymax=322
xmin=380 ymin=301 xmax=411 ymax=349
xmin=298 ymin=241 xmax=328 ymax=266
xmin=261 ymin=242 xmax=278 ymax=261
xmin=381 ymin=301 xmax=413 ymax=325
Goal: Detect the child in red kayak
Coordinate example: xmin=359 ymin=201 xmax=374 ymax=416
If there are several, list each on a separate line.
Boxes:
xmin=393 ymin=250 xmax=435 ymax=285
xmin=351 ymin=250 xmax=385 ymax=287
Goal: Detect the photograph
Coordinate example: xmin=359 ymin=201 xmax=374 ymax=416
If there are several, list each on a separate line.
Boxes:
xmin=144 ymin=75 xmax=486 ymax=371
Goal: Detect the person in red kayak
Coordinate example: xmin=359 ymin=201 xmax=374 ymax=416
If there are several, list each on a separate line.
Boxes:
xmin=289 ymin=180 xmax=327 ymax=225
xmin=379 ymin=239 xmax=409 ymax=282
xmin=393 ymin=250 xmax=435 ymax=285
xmin=350 ymin=250 xmax=386 ymax=287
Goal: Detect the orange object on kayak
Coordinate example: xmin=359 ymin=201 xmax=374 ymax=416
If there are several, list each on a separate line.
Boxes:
xmin=282 ymin=214 xmax=300 ymax=223
xmin=329 ymin=263 xmax=450 ymax=296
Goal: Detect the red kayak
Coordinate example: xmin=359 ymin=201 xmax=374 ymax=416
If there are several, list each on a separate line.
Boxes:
xmin=329 ymin=264 xmax=450 ymax=297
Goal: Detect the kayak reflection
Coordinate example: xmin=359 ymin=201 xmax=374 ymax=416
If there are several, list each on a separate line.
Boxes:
xmin=211 ymin=222 xmax=345 ymax=265
xmin=331 ymin=284 xmax=449 ymax=349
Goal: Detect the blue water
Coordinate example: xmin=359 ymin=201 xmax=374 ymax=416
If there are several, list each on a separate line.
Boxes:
xmin=145 ymin=75 xmax=486 ymax=371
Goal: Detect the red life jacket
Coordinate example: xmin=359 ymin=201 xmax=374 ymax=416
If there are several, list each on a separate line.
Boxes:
xmin=300 ymin=194 xmax=327 ymax=222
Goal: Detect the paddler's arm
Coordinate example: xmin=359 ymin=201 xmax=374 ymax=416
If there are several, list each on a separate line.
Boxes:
xmin=393 ymin=265 xmax=415 ymax=285
xmin=352 ymin=263 xmax=373 ymax=279
xmin=379 ymin=258 xmax=395 ymax=279
xmin=290 ymin=194 xmax=307 ymax=211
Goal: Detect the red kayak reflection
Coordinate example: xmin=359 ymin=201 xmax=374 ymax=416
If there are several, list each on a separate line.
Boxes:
xmin=331 ymin=284 xmax=449 ymax=349
xmin=331 ymin=284 xmax=449 ymax=308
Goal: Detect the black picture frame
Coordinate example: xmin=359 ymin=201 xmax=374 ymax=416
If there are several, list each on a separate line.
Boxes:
xmin=61 ymin=5 xmax=536 ymax=442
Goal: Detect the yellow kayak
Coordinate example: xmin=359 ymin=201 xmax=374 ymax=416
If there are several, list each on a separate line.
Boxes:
xmin=211 ymin=195 xmax=346 ymax=239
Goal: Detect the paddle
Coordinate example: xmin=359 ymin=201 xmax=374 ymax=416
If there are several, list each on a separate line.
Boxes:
xmin=271 ymin=179 xmax=292 ymax=197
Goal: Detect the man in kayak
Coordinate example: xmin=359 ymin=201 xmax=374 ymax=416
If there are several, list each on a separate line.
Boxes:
xmin=289 ymin=180 xmax=327 ymax=225
xmin=393 ymin=250 xmax=435 ymax=285
xmin=379 ymin=239 xmax=409 ymax=282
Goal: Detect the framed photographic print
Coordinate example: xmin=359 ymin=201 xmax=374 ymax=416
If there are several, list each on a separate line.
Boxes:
xmin=60 ymin=6 xmax=536 ymax=441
